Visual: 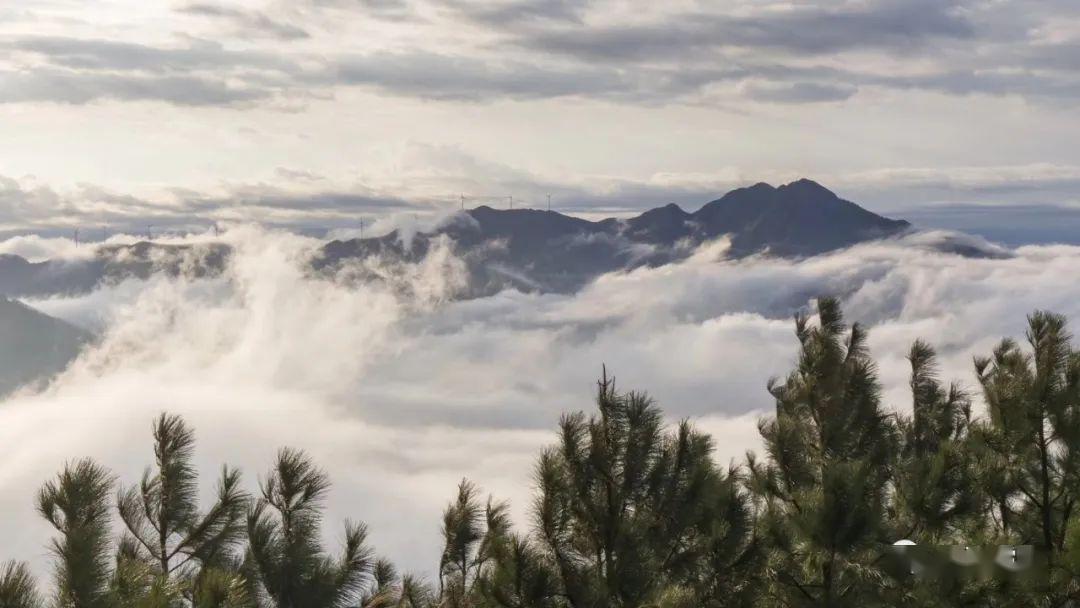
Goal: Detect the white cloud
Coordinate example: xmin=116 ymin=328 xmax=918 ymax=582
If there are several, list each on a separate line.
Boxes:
xmin=0 ymin=234 xmax=89 ymax=262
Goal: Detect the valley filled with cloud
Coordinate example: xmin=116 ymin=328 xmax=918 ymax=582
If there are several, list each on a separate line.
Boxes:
xmin=2 ymin=223 xmax=1079 ymax=578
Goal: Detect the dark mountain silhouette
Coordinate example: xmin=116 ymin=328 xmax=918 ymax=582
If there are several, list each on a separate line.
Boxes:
xmin=0 ymin=298 xmax=91 ymax=396
xmin=313 ymin=179 xmax=911 ymax=295
xmin=0 ymin=180 xmax=910 ymax=298
xmin=692 ymin=179 xmax=908 ymax=255
xmin=0 ymin=254 xmax=105 ymax=297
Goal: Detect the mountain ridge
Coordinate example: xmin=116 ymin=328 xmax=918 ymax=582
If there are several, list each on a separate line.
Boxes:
xmin=314 ymin=178 xmax=911 ymax=295
xmin=0 ymin=298 xmax=91 ymax=396
xmin=0 ymin=179 xmax=911 ymax=298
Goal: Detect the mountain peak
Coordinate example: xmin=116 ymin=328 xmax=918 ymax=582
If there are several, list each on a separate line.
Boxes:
xmin=779 ymin=178 xmax=834 ymax=196
xmin=640 ymin=202 xmax=688 ymax=216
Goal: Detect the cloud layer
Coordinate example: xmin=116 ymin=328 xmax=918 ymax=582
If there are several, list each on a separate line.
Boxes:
xmin=4 ymin=1 xmax=1078 ymax=107
xmin=3 ymin=226 xmax=1080 ymax=579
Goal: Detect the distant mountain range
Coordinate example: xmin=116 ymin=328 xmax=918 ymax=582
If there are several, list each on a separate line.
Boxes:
xmin=0 ymin=241 xmax=230 ymax=298
xmin=313 ymin=179 xmax=911 ymax=295
xmin=0 ymin=179 xmax=910 ymax=298
xmin=0 ymin=298 xmax=90 ymax=396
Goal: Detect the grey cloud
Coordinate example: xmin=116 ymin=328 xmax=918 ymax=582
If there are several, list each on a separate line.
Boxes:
xmin=8 ymin=36 xmax=294 ymax=73
xmin=741 ymin=81 xmax=857 ymax=104
xmin=330 ymin=52 xmax=636 ymax=101
xmin=0 ymin=173 xmax=425 ymax=236
xmin=872 ymin=68 xmax=1080 ymax=100
xmin=517 ymin=0 xmax=974 ymax=63
xmin=0 ymin=178 xmax=204 ymax=237
xmin=0 ymin=68 xmax=270 ymax=106
xmin=286 ymin=2 xmax=1080 ymax=107
xmin=15 ymin=42 xmax=1076 ymax=110
xmin=443 ymin=0 xmax=587 ymax=26
xmin=0 ymin=178 xmax=212 ymax=240
xmin=0 ymin=1 xmax=1075 ymax=109
xmin=710 ymin=62 xmax=1080 ymax=105
xmin=302 ymin=0 xmax=417 ymax=21
xmin=0 ymin=35 xmax=307 ymax=107
xmin=308 ymin=1 xmax=1080 ymax=107
xmin=0 ymin=176 xmax=65 ymax=225
xmin=326 ymin=52 xmax=825 ymax=104
xmin=179 ymin=3 xmax=311 ymax=40
xmin=727 ymin=0 xmax=974 ymax=53
xmin=184 ymin=189 xmax=423 ymax=214
xmin=358 ymin=0 xmax=416 ymax=18
xmin=1014 ymin=42 xmax=1080 ymax=74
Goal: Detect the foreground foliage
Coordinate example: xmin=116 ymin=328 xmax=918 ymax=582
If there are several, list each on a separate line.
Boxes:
xmin=4 ymin=298 xmax=1080 ymax=607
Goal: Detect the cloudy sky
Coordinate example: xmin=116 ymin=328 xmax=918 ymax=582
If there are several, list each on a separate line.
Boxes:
xmin=2 ymin=0 xmax=1080 ymax=236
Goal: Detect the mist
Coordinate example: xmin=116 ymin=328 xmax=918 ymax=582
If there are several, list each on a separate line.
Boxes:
xmin=3 ymin=225 xmax=1080 ymax=578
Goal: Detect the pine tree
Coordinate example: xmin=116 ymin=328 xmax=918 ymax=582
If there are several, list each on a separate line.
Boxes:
xmin=188 ymin=566 xmax=254 ymax=608
xmin=37 ymin=458 xmax=115 ymax=608
xmin=971 ymin=311 xmax=1080 ymax=600
xmin=531 ymin=367 xmax=759 ymax=608
xmin=116 ymin=413 xmax=249 ymax=605
xmin=436 ymin=479 xmax=562 ymax=608
xmin=892 ymin=340 xmax=977 ymax=542
xmin=244 ymin=447 xmax=373 ymax=608
xmin=438 ymin=480 xmax=510 ymax=608
xmin=0 ymin=561 xmax=43 ymax=608
xmin=357 ymin=559 xmax=436 ymax=608
xmin=883 ymin=340 xmax=992 ymax=606
xmin=750 ymin=298 xmax=896 ymax=606
xmin=475 ymin=533 xmax=562 ymax=608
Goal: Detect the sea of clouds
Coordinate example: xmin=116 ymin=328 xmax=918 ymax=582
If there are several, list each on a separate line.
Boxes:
xmin=2 ymin=222 xmax=1080 ymax=579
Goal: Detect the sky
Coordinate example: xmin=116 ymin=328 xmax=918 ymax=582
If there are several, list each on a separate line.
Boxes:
xmin=1 ymin=0 xmax=1080 ymax=236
